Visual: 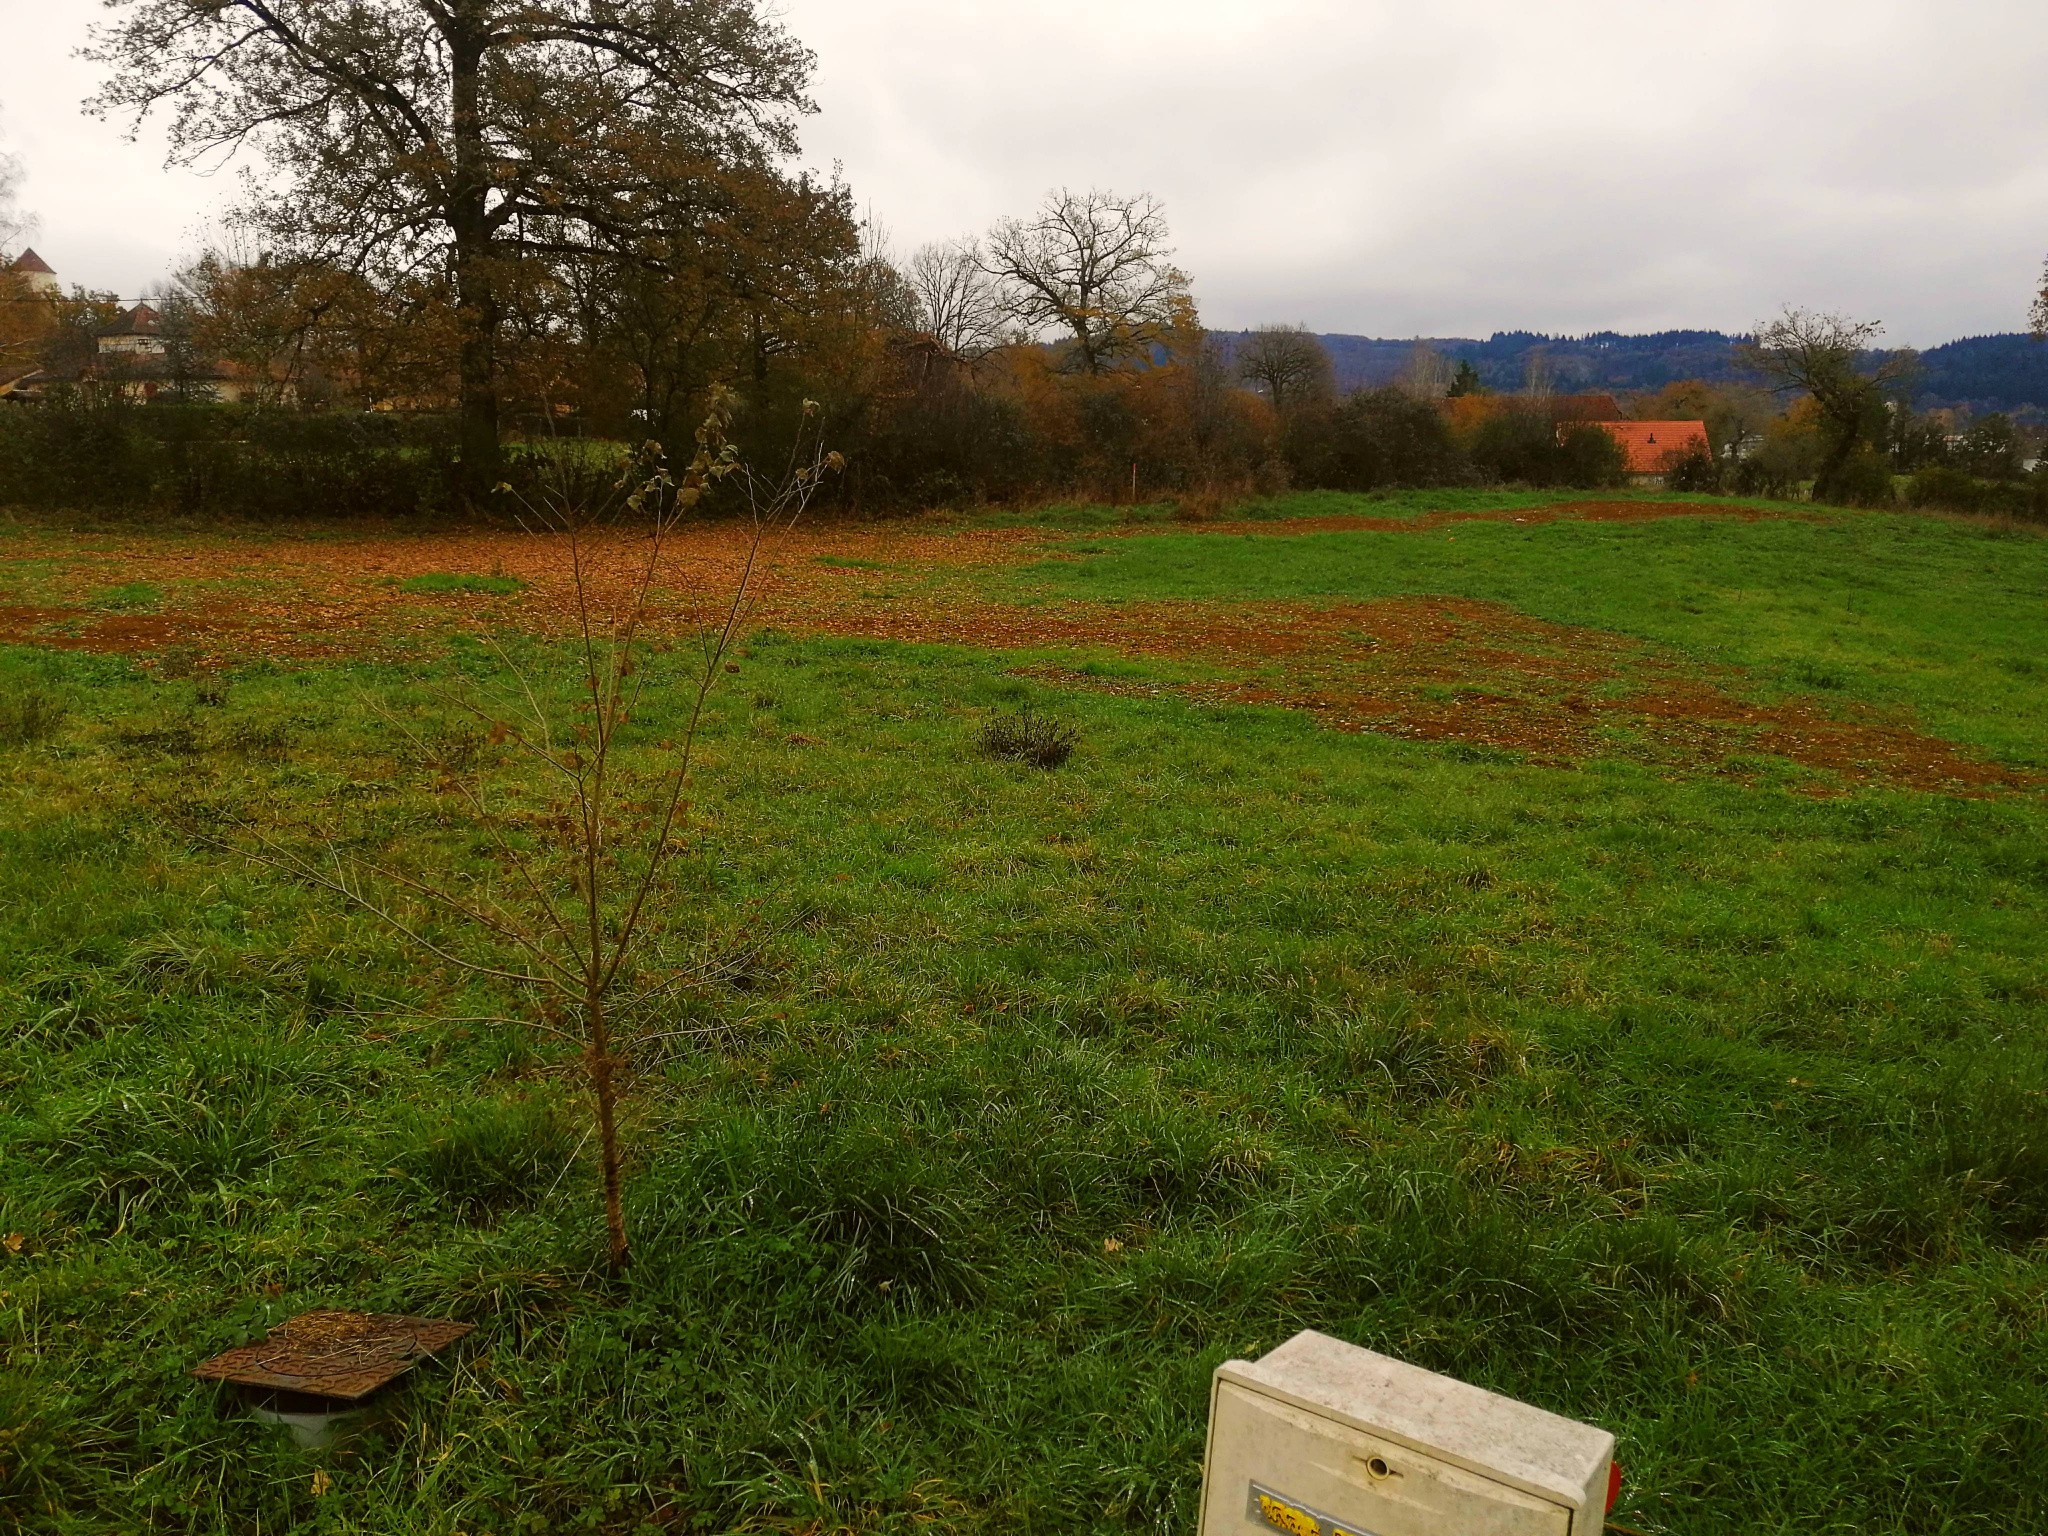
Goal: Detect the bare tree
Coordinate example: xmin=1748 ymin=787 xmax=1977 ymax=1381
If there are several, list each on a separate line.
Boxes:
xmin=984 ymin=189 xmax=1191 ymax=373
xmin=1397 ymin=341 xmax=1451 ymax=400
xmin=0 ymin=147 xmax=30 ymax=256
xmin=1744 ymin=308 xmax=1915 ymax=499
xmin=2032 ymin=256 xmax=2048 ymax=340
xmin=842 ymin=211 xmax=922 ymax=343
xmin=1234 ymin=324 xmax=1333 ymax=414
xmin=905 ymin=237 xmax=1007 ymax=359
xmin=0 ymin=150 xmax=46 ymax=378
xmin=89 ymin=0 xmax=817 ymax=485
xmin=232 ymin=394 xmax=838 ymax=1272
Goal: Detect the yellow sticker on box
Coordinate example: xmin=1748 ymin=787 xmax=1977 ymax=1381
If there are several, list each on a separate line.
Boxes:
xmin=1247 ymin=1483 xmax=1379 ymax=1536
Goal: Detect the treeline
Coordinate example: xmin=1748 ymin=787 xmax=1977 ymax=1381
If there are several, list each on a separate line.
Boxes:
xmin=1245 ymin=328 xmax=2048 ymax=420
xmin=0 ymin=0 xmax=1645 ymax=518
xmin=0 ymin=343 xmax=1637 ymax=519
xmin=6 ymin=304 xmax=2046 ymax=521
xmin=1 ymin=0 xmax=2041 ymax=521
xmin=0 ymin=169 xmax=1653 ymax=517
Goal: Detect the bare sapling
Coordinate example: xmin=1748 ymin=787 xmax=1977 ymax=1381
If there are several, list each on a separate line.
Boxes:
xmin=236 ymin=391 xmax=839 ymax=1271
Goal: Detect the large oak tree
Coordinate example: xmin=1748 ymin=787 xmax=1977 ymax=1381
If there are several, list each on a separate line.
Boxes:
xmin=984 ymin=189 xmax=1190 ymax=374
xmin=1743 ymin=308 xmax=1914 ymax=502
xmin=90 ymin=0 xmax=817 ymax=480
xmin=1234 ymin=323 xmax=1333 ymax=414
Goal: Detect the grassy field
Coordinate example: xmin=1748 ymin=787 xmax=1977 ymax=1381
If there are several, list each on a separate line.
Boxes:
xmin=3 ymin=492 xmax=2047 ymax=1534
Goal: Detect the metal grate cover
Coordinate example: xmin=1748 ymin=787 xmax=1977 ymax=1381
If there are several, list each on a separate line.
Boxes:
xmin=192 ymin=1310 xmax=474 ymax=1402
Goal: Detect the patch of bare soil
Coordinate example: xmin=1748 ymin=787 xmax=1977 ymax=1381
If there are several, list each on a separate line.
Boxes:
xmin=0 ymin=508 xmax=2029 ymax=795
xmin=0 ymin=521 xmax=1035 ymax=663
xmin=794 ymin=593 xmax=2033 ymax=795
xmin=0 ymin=602 xmax=247 ymax=652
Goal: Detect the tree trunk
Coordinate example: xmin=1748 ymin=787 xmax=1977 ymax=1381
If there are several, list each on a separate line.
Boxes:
xmin=1069 ymin=310 xmax=1100 ymax=373
xmin=453 ymin=232 xmax=500 ymax=491
xmin=587 ymin=988 xmax=631 ymax=1272
xmin=447 ymin=13 xmax=500 ymax=497
xmin=1814 ymin=423 xmax=1860 ymax=502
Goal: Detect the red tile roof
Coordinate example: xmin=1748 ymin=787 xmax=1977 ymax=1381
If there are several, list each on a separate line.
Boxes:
xmin=100 ymin=303 xmax=162 ymax=337
xmin=1575 ymin=419 xmax=1710 ymax=474
xmin=9 ymin=248 xmax=54 ymax=275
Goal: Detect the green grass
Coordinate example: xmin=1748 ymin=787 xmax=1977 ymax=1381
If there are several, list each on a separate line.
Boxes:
xmin=3 ymin=499 xmax=2047 ymax=1533
xmin=89 ymin=582 xmax=164 ymax=613
xmin=1218 ymin=486 xmax=1706 ymax=521
xmin=398 ymin=572 xmax=528 ymax=597
xmin=1021 ymin=505 xmax=2048 ymax=767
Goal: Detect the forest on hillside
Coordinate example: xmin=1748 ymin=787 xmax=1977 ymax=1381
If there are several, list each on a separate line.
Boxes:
xmin=1239 ymin=328 xmax=2048 ymax=419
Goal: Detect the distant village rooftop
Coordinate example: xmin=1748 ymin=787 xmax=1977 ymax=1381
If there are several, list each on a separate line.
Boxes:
xmin=1586 ymin=419 xmax=1712 ymax=475
xmin=100 ymin=302 xmax=163 ymax=339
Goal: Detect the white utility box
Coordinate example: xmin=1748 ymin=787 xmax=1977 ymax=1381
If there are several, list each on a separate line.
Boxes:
xmin=1198 ymin=1331 xmax=1614 ymax=1536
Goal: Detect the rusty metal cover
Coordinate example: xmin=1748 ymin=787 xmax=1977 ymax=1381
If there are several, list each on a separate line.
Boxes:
xmin=192 ymin=1310 xmax=474 ymax=1402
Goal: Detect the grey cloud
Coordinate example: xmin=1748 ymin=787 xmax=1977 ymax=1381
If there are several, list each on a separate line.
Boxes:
xmin=5 ymin=0 xmax=2044 ymax=345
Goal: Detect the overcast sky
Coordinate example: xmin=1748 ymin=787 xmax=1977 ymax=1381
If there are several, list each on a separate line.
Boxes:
xmin=3 ymin=0 xmax=2044 ymax=346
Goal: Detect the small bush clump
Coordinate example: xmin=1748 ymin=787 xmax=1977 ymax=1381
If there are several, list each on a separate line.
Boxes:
xmin=1816 ymin=447 xmax=1898 ymax=508
xmin=975 ymin=706 xmax=1078 ymax=769
xmin=1663 ymin=445 xmax=1724 ymax=493
xmin=0 ymin=685 xmax=69 ymax=747
xmin=1906 ymin=465 xmax=2048 ymax=520
xmin=396 ymin=1094 xmax=577 ymax=1216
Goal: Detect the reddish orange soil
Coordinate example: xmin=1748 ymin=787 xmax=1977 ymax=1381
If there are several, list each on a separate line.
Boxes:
xmin=0 ymin=504 xmax=2032 ymax=795
xmin=804 ymin=595 xmax=2032 ymax=795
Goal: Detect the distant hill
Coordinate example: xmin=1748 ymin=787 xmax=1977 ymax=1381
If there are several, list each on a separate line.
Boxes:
xmin=1910 ymin=334 xmax=2048 ymax=418
xmin=1212 ymin=328 xmax=2048 ymax=419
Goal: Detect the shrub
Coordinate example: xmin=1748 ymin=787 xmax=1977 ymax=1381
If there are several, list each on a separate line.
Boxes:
xmin=1907 ymin=466 xmax=2048 ymax=520
xmin=1285 ymin=388 xmax=1468 ymax=491
xmin=1466 ymin=411 xmax=1627 ymax=489
xmin=1555 ymin=422 xmax=1629 ymax=488
xmin=1730 ymin=453 xmax=1796 ymax=499
xmin=1906 ymin=466 xmax=1987 ymax=513
xmin=976 ymin=706 xmax=1077 ymax=768
xmin=1662 ymin=445 xmax=1723 ymax=493
xmin=0 ymin=398 xmax=464 ymax=517
xmin=1815 ymin=447 xmax=1896 ymax=508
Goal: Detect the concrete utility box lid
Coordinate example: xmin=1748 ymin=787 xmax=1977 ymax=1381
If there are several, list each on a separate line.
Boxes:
xmin=1201 ymin=1331 xmax=1614 ymax=1536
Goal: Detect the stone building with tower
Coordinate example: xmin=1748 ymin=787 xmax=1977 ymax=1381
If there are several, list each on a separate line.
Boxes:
xmin=7 ymin=248 xmax=60 ymax=296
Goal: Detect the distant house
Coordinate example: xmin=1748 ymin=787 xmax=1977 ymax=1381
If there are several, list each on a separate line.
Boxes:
xmin=16 ymin=298 xmax=285 ymax=404
xmin=5 ymin=251 xmax=295 ymax=405
xmin=6 ymin=248 xmax=59 ymax=297
xmin=98 ymin=302 xmax=167 ymax=357
xmin=1571 ymin=420 xmax=1711 ymax=486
